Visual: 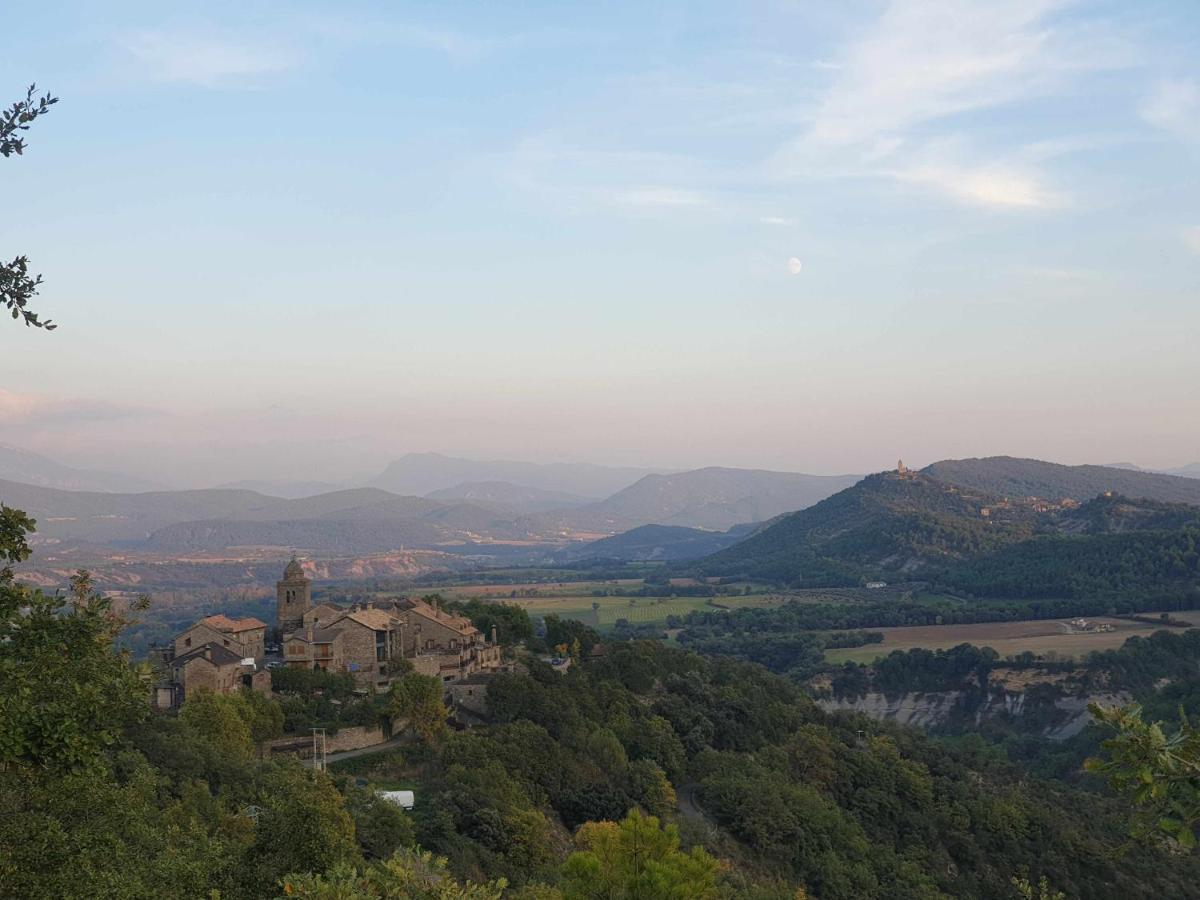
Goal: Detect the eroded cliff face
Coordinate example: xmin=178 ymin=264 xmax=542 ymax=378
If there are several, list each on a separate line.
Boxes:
xmin=817 ymin=689 xmax=1132 ymax=739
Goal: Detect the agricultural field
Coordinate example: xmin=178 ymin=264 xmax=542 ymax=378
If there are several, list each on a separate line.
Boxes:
xmin=431 ymin=579 xmax=645 ymax=601
xmin=469 ymin=592 xmax=717 ymax=629
xmin=421 ymin=574 xmax=787 ymax=629
xmin=825 ymin=614 xmax=1199 ymax=664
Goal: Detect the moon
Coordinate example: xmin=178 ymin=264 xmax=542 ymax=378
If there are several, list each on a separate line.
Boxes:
xmin=787 ymin=257 xmax=803 ymax=275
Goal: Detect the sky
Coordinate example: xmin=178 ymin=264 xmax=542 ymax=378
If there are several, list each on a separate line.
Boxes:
xmin=1 ymin=0 xmax=1198 ymax=487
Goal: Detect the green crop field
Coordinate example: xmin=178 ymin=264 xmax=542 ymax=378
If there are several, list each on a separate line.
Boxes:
xmin=592 ymin=598 xmax=714 ymax=626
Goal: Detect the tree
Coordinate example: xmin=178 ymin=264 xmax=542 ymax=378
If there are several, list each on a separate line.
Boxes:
xmin=251 ymin=764 xmax=360 ymax=893
xmin=559 ymin=809 xmax=719 ymax=900
xmin=1012 ymin=875 xmax=1067 ymax=900
xmin=0 ymin=563 xmax=147 ymax=773
xmin=2 ymin=85 xmax=58 ymax=329
xmin=1086 ymin=702 xmax=1200 ymax=850
xmin=390 ymin=671 xmax=448 ymax=743
xmin=279 ymin=848 xmax=508 ymax=899
xmin=344 ymin=784 xmax=416 ymax=860
xmin=628 ymin=759 xmax=676 ymax=819
xmin=179 ymin=689 xmax=258 ymax=761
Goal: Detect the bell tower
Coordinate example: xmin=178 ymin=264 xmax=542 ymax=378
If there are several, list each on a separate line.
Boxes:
xmin=276 ymin=556 xmax=312 ymax=635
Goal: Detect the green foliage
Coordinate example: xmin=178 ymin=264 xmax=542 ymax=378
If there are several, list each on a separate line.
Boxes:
xmin=0 ymin=754 xmax=239 ymax=899
xmin=343 ymin=784 xmax=416 ymax=860
xmin=0 ymin=568 xmax=148 ymax=773
xmin=390 ymin=672 xmax=449 ymax=743
xmin=0 ymin=503 xmax=35 ymax=581
xmin=250 ymin=764 xmax=360 ymax=894
xmin=3 ymin=84 xmax=59 ymax=329
xmin=559 ymin=809 xmax=720 ymax=900
xmin=271 ymin=665 xmax=358 ymax=698
xmin=279 ymin=848 xmax=508 ymax=899
xmin=1011 ymin=875 xmax=1066 ymax=900
xmin=180 ymin=690 xmax=259 ymax=761
xmin=1086 ymin=703 xmax=1200 ymax=850
xmin=628 ymin=759 xmax=676 ymax=818
xmin=447 ymin=598 xmax=534 ymax=645
xmin=543 ymin=614 xmax=599 ymax=656
xmin=945 ymin=528 xmax=1200 ymax=600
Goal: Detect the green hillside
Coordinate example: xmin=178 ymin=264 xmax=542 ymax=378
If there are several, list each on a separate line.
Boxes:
xmin=696 ymin=470 xmax=1037 ymax=586
xmin=924 ymin=456 xmax=1200 ymax=505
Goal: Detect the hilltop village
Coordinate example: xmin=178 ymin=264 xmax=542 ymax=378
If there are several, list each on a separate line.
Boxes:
xmin=152 ymin=558 xmax=502 ymax=711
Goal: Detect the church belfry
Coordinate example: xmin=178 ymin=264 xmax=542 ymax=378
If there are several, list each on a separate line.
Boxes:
xmin=276 ymin=556 xmax=312 ymax=634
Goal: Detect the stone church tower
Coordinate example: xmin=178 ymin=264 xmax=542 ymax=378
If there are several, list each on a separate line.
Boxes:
xmin=276 ymin=557 xmax=311 ymax=635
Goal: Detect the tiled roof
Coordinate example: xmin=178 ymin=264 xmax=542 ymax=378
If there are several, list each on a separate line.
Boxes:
xmin=287 ymin=627 xmax=342 ymax=644
xmin=172 ymin=641 xmax=245 ymax=668
xmin=402 ymin=599 xmax=477 ymax=636
xmin=337 ymin=608 xmax=399 ymax=631
xmin=201 ymin=614 xmax=269 ymax=632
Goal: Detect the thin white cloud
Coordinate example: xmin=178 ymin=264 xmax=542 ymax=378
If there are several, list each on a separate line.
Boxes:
xmin=776 ymin=0 xmax=1123 ymax=210
xmin=894 ymin=162 xmax=1053 ymax=209
xmin=122 ymin=30 xmax=298 ymax=87
xmin=1142 ymin=79 xmax=1200 ymax=142
xmin=614 ymin=188 xmax=708 ymax=208
xmin=1183 ymin=226 xmax=1200 ymax=256
xmin=0 ymin=389 xmax=152 ymax=426
xmin=759 ymin=215 xmax=796 ymax=226
xmin=805 ymin=0 xmax=1071 ymax=148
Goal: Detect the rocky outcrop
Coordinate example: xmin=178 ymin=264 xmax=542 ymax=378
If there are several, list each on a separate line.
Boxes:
xmin=818 ymin=689 xmax=1132 ymax=739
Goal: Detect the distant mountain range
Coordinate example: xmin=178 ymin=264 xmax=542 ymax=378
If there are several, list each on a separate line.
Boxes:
xmin=368 ymin=452 xmax=669 ymax=498
xmin=0 ymin=444 xmax=165 ymax=493
xmin=9 ymin=448 xmax=1200 ymax=565
xmin=540 ymin=467 xmax=862 ymax=533
xmin=0 ymin=463 xmax=859 ymax=555
xmin=1104 ymin=461 xmax=1200 ymax=479
xmin=693 ymin=467 xmax=1200 ymax=596
xmin=214 ymin=479 xmax=346 ymax=499
xmin=554 ymin=522 xmax=759 ymax=563
xmin=923 ymin=456 xmax=1200 ymax=505
xmin=426 ymin=480 xmax=589 ymax=513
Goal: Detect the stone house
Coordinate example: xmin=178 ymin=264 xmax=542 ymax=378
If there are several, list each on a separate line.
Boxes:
xmin=269 ymin=563 xmax=502 ymax=691
xmin=302 ymin=603 xmax=345 ymax=628
xmin=174 ymin=614 xmax=268 ymax=661
xmin=283 ymin=625 xmax=346 ymax=672
xmin=159 ymin=642 xmax=269 ymax=708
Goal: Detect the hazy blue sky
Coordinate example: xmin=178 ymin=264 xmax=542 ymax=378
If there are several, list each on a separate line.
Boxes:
xmin=2 ymin=0 xmax=1198 ymax=486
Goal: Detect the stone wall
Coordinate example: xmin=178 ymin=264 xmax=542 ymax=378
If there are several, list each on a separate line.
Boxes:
xmin=338 ymin=620 xmax=384 ymax=685
xmin=263 ymin=724 xmax=387 ymax=758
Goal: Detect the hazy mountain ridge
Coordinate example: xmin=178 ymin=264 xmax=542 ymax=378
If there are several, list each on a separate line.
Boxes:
xmin=213 ymin=479 xmax=345 ymax=499
xmin=370 ymin=451 xmax=669 ymax=498
xmin=536 ymin=466 xmax=862 ymax=533
xmin=427 ymin=480 xmax=590 ymax=513
xmin=554 ymin=522 xmax=758 ymax=563
xmin=924 ymin=456 xmax=1200 ymax=504
xmin=0 ymin=444 xmax=165 ymax=493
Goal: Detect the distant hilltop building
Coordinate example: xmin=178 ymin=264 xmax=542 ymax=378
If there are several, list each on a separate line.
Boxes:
xmin=897 ymin=459 xmax=907 ymax=474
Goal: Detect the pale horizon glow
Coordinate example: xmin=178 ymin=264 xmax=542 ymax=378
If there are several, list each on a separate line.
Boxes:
xmin=1 ymin=0 xmax=1198 ymax=487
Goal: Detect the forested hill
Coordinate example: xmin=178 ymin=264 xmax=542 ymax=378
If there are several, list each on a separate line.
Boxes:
xmin=924 ymin=456 xmax=1200 ymax=505
xmin=1060 ymin=493 xmax=1200 ymax=534
xmin=695 ymin=470 xmax=1037 ymax=585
